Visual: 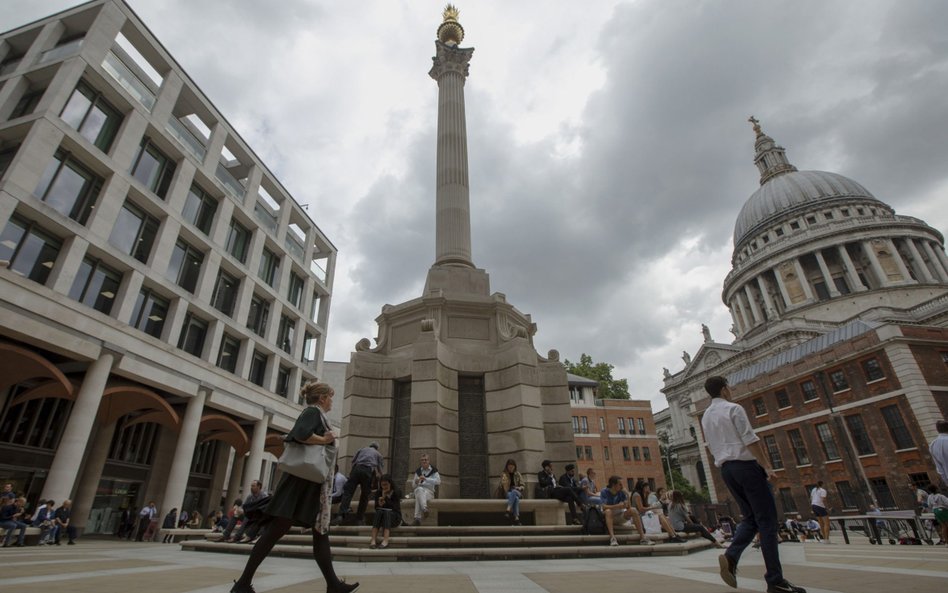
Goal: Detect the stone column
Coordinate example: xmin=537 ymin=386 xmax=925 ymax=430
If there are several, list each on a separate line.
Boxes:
xmin=771 ymin=266 xmax=794 ymax=307
xmin=887 ymin=238 xmax=914 ymax=282
xmin=743 ymin=283 xmax=763 ymax=323
xmin=242 ymin=414 xmax=269 ymax=497
xmin=41 ymin=351 xmax=115 ymax=503
xmin=813 ymin=250 xmax=841 ymax=297
xmin=792 ymin=258 xmax=815 ymax=301
xmin=933 ymin=242 xmax=948 ymax=278
xmin=205 ymin=442 xmax=232 ymax=515
xmin=861 ymin=240 xmax=888 ymax=287
xmin=756 ymin=274 xmax=777 ymax=317
xmin=922 ymin=241 xmax=948 ymax=281
xmin=429 ymin=39 xmax=475 ymax=268
xmin=733 ymin=295 xmax=752 ymax=332
xmin=160 ymin=388 xmax=207 ymax=523
xmin=837 ymin=244 xmax=868 ymax=291
xmin=905 ymin=239 xmax=934 ymax=283
xmin=71 ymin=421 xmax=117 ymax=533
xmin=226 ymin=449 xmax=245 ymax=503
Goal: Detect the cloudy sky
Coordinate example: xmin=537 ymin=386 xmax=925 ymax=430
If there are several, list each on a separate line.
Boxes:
xmin=7 ymin=0 xmax=948 ymax=411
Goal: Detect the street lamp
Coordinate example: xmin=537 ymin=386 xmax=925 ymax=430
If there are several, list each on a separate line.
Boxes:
xmin=662 ymin=437 xmax=678 ymax=490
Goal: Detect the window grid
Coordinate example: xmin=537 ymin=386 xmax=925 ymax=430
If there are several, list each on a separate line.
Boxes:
xmin=764 ymin=434 xmax=783 ymax=469
xmin=800 ymin=380 xmax=819 ymax=401
xmin=34 ymin=149 xmax=102 ymax=224
xmin=0 ymin=216 xmax=62 ymax=285
xmin=815 ymin=422 xmax=841 ymax=461
xmin=880 ymin=405 xmax=914 ymax=450
xmin=787 ymin=429 xmax=810 ymax=465
xmin=845 ymin=414 xmax=875 ymax=456
xmin=130 ymin=136 xmax=176 ymax=198
xmin=829 ymin=369 xmax=849 ymax=392
xmin=775 ymin=389 xmax=790 ymax=408
xmin=862 ymin=358 xmax=885 ymax=382
xmin=60 ymin=80 xmax=123 ymax=151
xmin=68 ymin=256 xmax=122 ymax=314
xmin=109 ymin=201 xmax=160 ymax=263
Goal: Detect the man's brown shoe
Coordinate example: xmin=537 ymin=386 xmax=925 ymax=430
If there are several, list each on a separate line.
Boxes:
xmin=718 ymin=554 xmax=737 ymax=588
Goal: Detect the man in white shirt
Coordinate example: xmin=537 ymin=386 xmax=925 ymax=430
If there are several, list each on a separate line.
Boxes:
xmin=930 ymin=420 xmax=948 ymax=487
xmin=701 ymin=376 xmax=806 ymax=593
xmin=331 ymin=465 xmax=347 ymax=504
xmin=809 ymin=481 xmax=829 ymax=543
xmin=411 ymin=453 xmax=441 ymax=526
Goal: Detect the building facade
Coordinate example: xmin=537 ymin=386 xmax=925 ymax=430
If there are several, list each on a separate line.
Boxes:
xmin=569 ymin=374 xmax=665 ymax=493
xmin=660 ymin=119 xmax=948 ymax=514
xmin=0 ymin=0 xmax=336 ymax=533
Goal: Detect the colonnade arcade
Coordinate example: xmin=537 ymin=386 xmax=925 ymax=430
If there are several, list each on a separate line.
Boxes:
xmin=0 ymin=340 xmax=281 ymax=533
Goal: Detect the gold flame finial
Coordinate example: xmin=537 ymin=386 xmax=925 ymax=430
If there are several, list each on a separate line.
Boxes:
xmin=438 ymin=4 xmax=464 ymax=45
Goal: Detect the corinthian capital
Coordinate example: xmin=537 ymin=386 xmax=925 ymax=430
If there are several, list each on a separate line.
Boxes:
xmin=429 ymin=41 xmax=474 ymax=80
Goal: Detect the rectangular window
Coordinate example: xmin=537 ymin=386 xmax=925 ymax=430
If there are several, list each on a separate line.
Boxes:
xmin=571 ymin=416 xmax=579 ymax=434
xmin=576 ymin=446 xmax=583 ymax=460
xmin=637 ymin=418 xmax=646 ymax=434
xmin=276 ymin=365 xmax=291 ymax=398
xmin=258 ymin=247 xmax=279 ymax=287
xmin=34 ymin=149 xmax=102 ymax=224
xmin=643 ymin=446 xmax=651 ymax=461
xmin=862 ymin=358 xmax=884 ymax=382
xmin=130 ymin=137 xmax=176 ymax=198
xmin=844 ymin=414 xmax=875 ymax=456
xmin=310 ymin=292 xmax=321 ymax=323
xmin=775 ymin=389 xmax=790 ymax=409
xmin=130 ymin=287 xmax=168 ymax=338
xmin=60 ymin=80 xmax=122 ymax=151
xmin=800 ymin=379 xmax=819 ymax=401
xmin=829 ymin=369 xmax=849 ymax=392
xmin=0 ymin=216 xmax=61 ymax=285
xmin=216 ymin=334 xmax=240 ymax=373
xmin=599 ymin=417 xmax=605 ymax=432
xmin=815 ymin=422 xmax=841 ymax=461
xmin=166 ymin=239 xmax=204 ymax=293
xmin=0 ymin=146 xmax=19 ymax=179
xmin=880 ymin=405 xmax=914 ymax=450
xmin=618 ymin=417 xmax=626 ymax=434
xmin=225 ymin=218 xmax=250 ymax=263
xmin=249 ymin=350 xmax=267 ymax=387
xmin=580 ymin=416 xmax=588 ymax=434
xmin=764 ymin=435 xmax=783 ymax=469
xmin=109 ymin=201 xmax=160 ymax=263
xmin=787 ymin=429 xmax=810 ymax=465
xmin=177 ymin=312 xmax=208 ymax=357
xmin=287 ymin=272 xmax=304 ymax=308
xmin=603 ymin=446 xmax=610 ymax=461
xmin=68 ymin=256 xmax=121 ymax=314
xmin=622 ymin=446 xmax=631 ymax=461
xmin=247 ymin=294 xmax=270 ymax=337
xmin=778 ymin=488 xmax=797 ymax=513
xmin=277 ymin=315 xmax=295 ymax=354
xmin=753 ymin=398 xmax=766 ymax=416
xmin=211 ymin=269 xmax=239 ymax=316
xmin=836 ymin=481 xmax=858 ymax=510
xmin=182 ymin=184 xmax=218 ymax=235
xmin=10 ymin=88 xmax=44 ymax=119
xmin=584 ymin=446 xmax=593 ymax=460
xmin=871 ymin=477 xmax=896 ymax=509
xmin=632 ymin=446 xmax=641 ymax=461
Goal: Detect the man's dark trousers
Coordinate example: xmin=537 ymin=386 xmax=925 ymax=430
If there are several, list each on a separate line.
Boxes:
xmin=721 ymin=460 xmax=783 ymax=587
xmin=338 ymin=464 xmax=374 ymax=521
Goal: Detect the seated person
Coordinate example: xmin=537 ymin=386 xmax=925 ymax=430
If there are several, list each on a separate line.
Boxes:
xmin=0 ymin=496 xmax=28 ymax=547
xmin=187 ymin=510 xmax=202 ymax=529
xmin=631 ymin=480 xmax=685 ymax=543
xmin=804 ymin=517 xmax=822 ymax=541
xmin=579 ymin=468 xmax=602 ymax=505
xmin=161 ymin=508 xmax=178 ymax=543
xmin=499 ymin=459 xmax=525 ymax=526
xmin=600 ymin=476 xmax=649 ymax=546
xmin=786 ymin=514 xmax=806 ymax=542
xmin=369 ymin=474 xmax=401 ymax=549
xmin=331 ymin=465 xmax=347 ymax=505
xmin=53 ymin=500 xmax=78 ymax=545
xmin=32 ymin=499 xmax=54 ymax=545
xmin=925 ymin=485 xmax=948 ymax=545
xmin=668 ymin=490 xmax=724 ymax=547
xmin=536 ymin=460 xmax=583 ymax=525
xmin=229 ymin=481 xmax=270 ymax=544
xmin=411 ymin=453 xmax=441 ymax=526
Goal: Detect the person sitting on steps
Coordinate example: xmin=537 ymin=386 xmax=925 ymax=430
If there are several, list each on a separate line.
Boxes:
xmin=499 ymin=458 xmax=525 ymax=526
xmin=631 ymin=480 xmax=686 ymax=543
xmin=411 ymin=453 xmax=440 ymax=526
xmin=369 ymin=474 xmax=401 ymax=549
xmin=600 ymin=475 xmax=650 ymax=546
xmin=536 ymin=460 xmax=583 ymax=525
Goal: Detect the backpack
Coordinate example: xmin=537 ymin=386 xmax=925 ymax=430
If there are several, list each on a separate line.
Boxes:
xmin=581 ymin=506 xmax=607 ymax=536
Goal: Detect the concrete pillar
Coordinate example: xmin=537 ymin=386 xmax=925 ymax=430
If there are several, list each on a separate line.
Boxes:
xmin=933 ymin=242 xmax=948 ymax=278
xmin=792 ymin=258 xmax=815 ymax=301
xmin=772 ymin=264 xmax=794 ymax=307
xmin=837 ymin=244 xmax=868 ymax=291
xmin=905 ymin=239 xmax=935 ymax=283
xmin=41 ymin=351 xmax=115 ymax=503
xmin=72 ymin=421 xmax=117 ymax=532
xmin=743 ymin=283 xmax=763 ymax=323
xmin=160 ymin=388 xmax=207 ymax=524
xmin=887 ymin=238 xmax=914 ymax=282
xmin=206 ymin=442 xmax=232 ymax=515
xmin=733 ymin=295 xmax=751 ymax=332
xmin=862 ymin=240 xmax=888 ymax=287
xmin=226 ymin=449 xmax=245 ymax=503
xmin=143 ymin=427 xmax=177 ymax=506
xmin=813 ymin=250 xmax=841 ymax=297
xmin=756 ymin=274 xmax=777 ymax=317
xmin=922 ymin=241 xmax=948 ymax=282
xmin=242 ymin=414 xmax=269 ymax=497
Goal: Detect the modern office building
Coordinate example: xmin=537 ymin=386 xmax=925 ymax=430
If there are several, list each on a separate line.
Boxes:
xmin=0 ymin=0 xmax=336 ymax=533
xmin=659 ymin=120 xmax=948 ymax=513
xmin=568 ymin=374 xmax=665 ymax=493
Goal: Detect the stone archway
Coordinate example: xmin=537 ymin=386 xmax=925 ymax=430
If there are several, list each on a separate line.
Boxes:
xmin=0 ymin=342 xmax=73 ymax=398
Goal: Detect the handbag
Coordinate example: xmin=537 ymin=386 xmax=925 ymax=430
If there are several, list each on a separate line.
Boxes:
xmin=278 ymin=440 xmax=336 ymax=483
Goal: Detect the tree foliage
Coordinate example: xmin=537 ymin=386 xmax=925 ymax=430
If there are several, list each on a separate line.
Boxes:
xmin=564 ymin=353 xmax=631 ymax=400
xmin=658 ymin=432 xmax=709 ymax=503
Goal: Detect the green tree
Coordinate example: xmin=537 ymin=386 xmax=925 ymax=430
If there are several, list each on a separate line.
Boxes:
xmin=658 ymin=431 xmax=709 ymax=504
xmin=563 ymin=353 xmax=631 ymax=400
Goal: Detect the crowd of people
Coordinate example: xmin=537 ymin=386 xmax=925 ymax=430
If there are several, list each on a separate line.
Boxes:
xmin=0 ymin=487 xmax=77 ymax=546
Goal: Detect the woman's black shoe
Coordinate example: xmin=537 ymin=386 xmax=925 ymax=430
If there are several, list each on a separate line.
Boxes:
xmin=230 ymin=580 xmax=255 ymax=593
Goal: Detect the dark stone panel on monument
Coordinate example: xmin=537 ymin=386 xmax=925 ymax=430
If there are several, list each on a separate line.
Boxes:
xmin=390 ymin=380 xmax=412 ymax=486
xmin=458 ymin=375 xmax=488 ymax=498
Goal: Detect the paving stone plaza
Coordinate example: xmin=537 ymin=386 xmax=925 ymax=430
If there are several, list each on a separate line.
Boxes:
xmin=0 ymin=536 xmax=945 ymax=593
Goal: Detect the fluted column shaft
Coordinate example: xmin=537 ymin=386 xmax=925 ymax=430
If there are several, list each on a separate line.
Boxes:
xmin=905 ymin=239 xmax=934 ymax=282
xmin=743 ymin=284 xmax=763 ymax=323
xmin=887 ymin=238 xmax=913 ymax=282
xmin=837 ymin=244 xmax=867 ymax=291
xmin=814 ymin=250 xmax=840 ymax=296
xmin=922 ymin=241 xmax=948 ymax=281
xmin=430 ymin=41 xmax=475 ymax=268
xmin=756 ymin=274 xmax=777 ymax=316
xmin=862 ymin=241 xmax=888 ymax=287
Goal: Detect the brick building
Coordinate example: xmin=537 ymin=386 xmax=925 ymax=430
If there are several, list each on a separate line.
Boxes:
xmin=569 ymin=373 xmax=666 ymax=492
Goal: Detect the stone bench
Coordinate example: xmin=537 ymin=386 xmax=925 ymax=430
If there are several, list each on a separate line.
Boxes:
xmin=427 ymin=499 xmax=570 ymax=526
xmin=0 ymin=526 xmax=42 ymax=545
xmin=158 ymin=528 xmax=213 ymax=543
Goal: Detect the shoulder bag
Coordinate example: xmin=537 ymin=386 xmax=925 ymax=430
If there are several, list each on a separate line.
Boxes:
xmin=277 ymin=407 xmax=337 ymax=483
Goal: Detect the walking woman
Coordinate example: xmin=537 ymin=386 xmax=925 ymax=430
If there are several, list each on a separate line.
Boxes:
xmin=231 ymin=382 xmax=358 ymax=593
xmin=499 ymin=458 xmax=525 ymax=526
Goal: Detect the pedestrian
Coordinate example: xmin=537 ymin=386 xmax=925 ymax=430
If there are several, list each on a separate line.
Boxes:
xmin=809 ymin=481 xmax=830 ymax=543
xmin=230 ymin=381 xmax=358 ymax=593
xmin=930 ymin=420 xmax=948 ymax=486
xmin=701 ymin=376 xmax=806 ymax=593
